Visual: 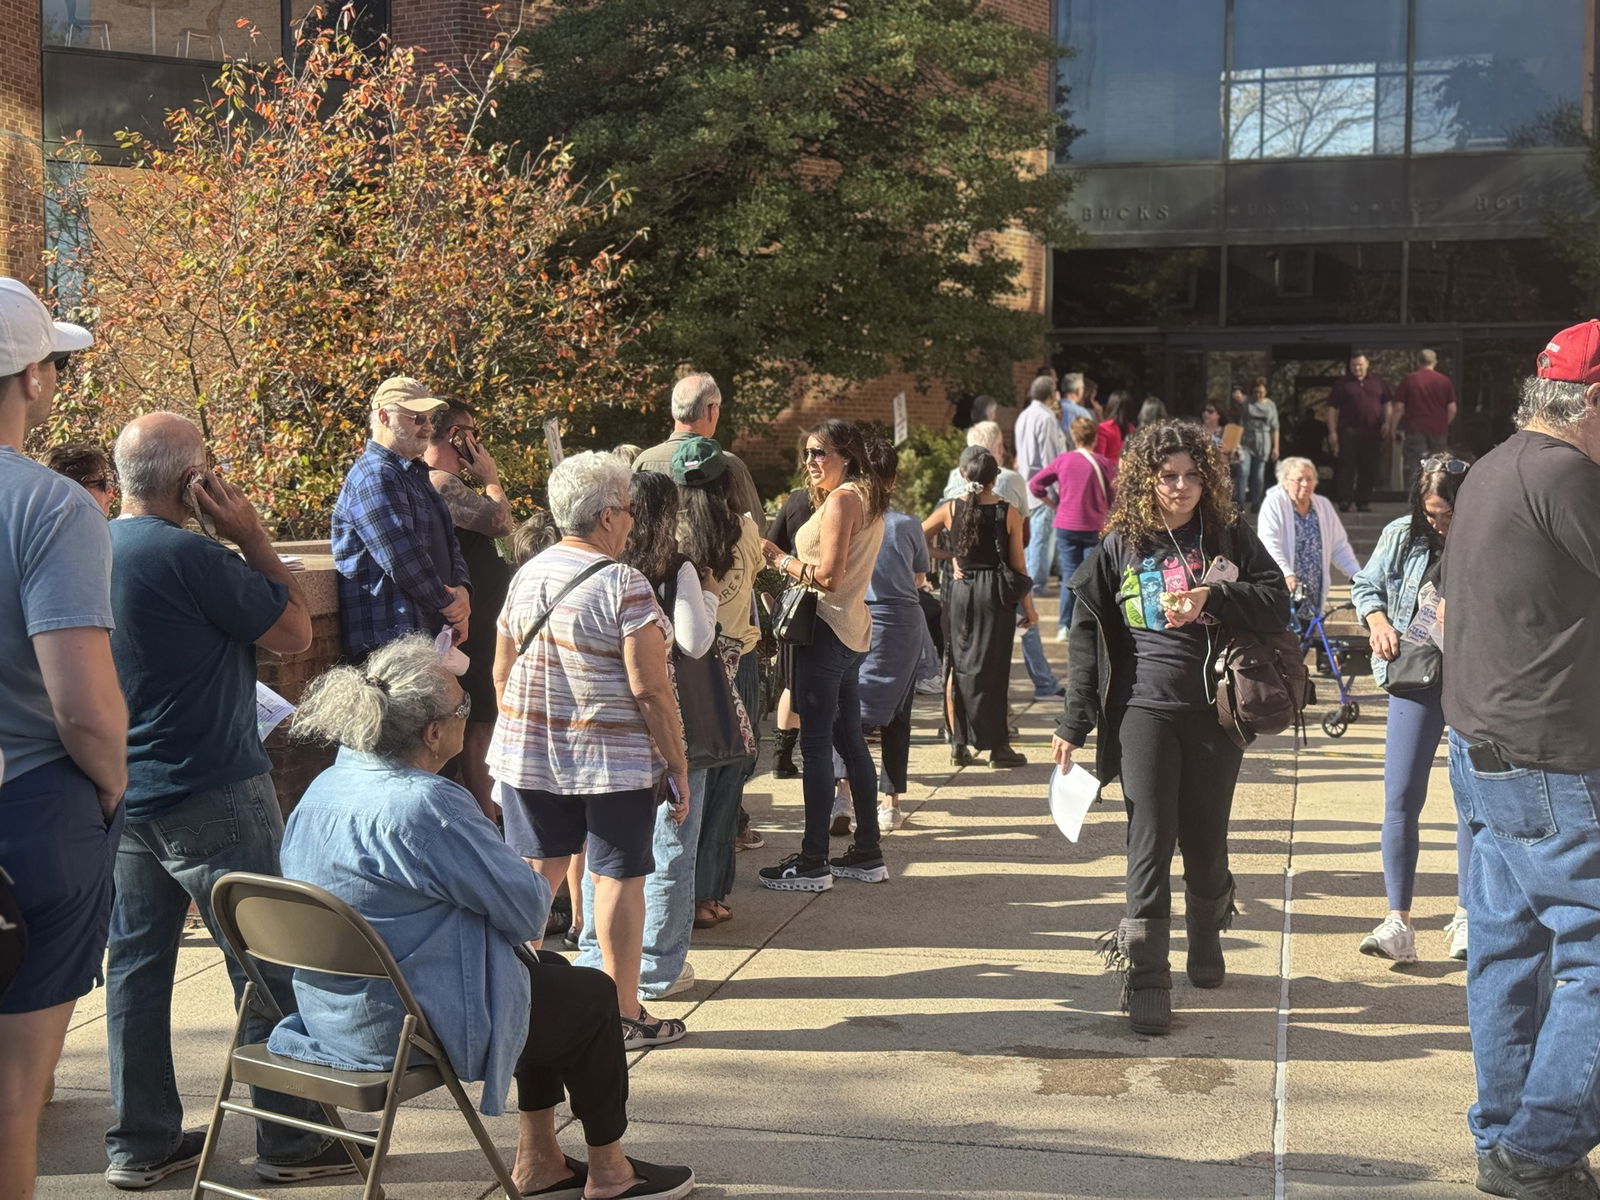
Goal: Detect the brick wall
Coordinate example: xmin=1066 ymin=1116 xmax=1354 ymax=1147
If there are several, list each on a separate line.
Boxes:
xmin=0 ymin=1 xmax=43 ymax=279
xmin=389 ymin=0 xmax=516 ymax=81
xmin=256 ymin=564 xmax=341 ymax=814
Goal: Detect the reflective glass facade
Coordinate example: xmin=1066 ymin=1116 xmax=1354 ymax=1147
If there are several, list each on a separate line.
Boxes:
xmin=1058 ymin=0 xmax=1594 ymax=163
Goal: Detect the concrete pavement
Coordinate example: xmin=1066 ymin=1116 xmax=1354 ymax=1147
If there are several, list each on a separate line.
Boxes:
xmin=37 ymin=628 xmax=1479 ymax=1199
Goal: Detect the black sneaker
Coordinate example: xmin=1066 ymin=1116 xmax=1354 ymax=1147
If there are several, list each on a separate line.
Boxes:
xmin=829 ymin=844 xmax=889 ymax=883
xmin=990 ymin=748 xmax=1028 ymax=768
xmin=759 ymin=853 xmax=833 ymax=892
xmin=105 ymin=1130 xmax=207 ymax=1190
xmin=256 ymin=1139 xmax=361 ymax=1183
xmin=1477 ymin=1146 xmax=1600 ymax=1199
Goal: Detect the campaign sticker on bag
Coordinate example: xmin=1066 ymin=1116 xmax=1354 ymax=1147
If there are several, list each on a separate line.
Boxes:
xmin=1403 ymin=583 xmax=1443 ymax=646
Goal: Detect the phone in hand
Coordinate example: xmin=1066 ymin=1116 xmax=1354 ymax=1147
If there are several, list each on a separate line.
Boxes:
xmin=448 ymin=428 xmax=478 ymax=466
xmin=183 ymin=470 xmax=219 ymax=538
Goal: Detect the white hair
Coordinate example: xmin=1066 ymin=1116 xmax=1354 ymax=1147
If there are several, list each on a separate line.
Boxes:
xmin=670 ymin=373 xmax=721 ymax=423
xmin=548 ymin=450 xmax=630 ymax=537
xmin=290 ymin=635 xmax=458 ymax=760
xmin=1061 ymin=372 xmax=1084 ymax=397
xmin=1516 ymin=375 xmax=1593 ymax=432
xmin=967 ymin=420 xmax=1004 ymax=459
xmin=1276 ymin=456 xmax=1317 ymax=484
xmin=113 ymin=414 xmax=206 ymax=502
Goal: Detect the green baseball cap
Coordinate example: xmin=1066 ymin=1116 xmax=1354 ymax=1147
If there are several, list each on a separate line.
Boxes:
xmin=670 ymin=436 xmax=728 ymax=486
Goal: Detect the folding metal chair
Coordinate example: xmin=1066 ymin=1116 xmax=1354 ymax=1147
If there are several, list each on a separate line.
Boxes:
xmin=195 ymin=872 xmax=519 ymax=1200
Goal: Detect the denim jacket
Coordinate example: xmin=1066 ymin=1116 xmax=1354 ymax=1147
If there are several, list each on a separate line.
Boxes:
xmin=1349 ymin=516 xmax=1433 ymax=690
xmin=267 ymin=749 xmax=550 ymax=1116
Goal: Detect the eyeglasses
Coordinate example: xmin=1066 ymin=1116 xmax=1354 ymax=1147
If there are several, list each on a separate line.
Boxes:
xmin=1156 ymin=471 xmax=1203 ymax=491
xmin=45 ymin=352 xmax=71 ymax=370
xmin=1421 ymin=456 xmax=1468 ymax=475
xmin=387 ymin=408 xmax=432 ymax=427
xmin=443 ymin=694 xmax=471 ymax=721
xmin=81 ymin=475 xmax=117 ymax=492
xmin=803 ymin=446 xmax=829 ymax=463
xmin=607 ymin=502 xmax=636 ymax=518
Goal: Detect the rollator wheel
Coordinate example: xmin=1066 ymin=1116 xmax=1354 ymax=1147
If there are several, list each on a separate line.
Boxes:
xmin=1322 ymin=710 xmax=1349 ymax=738
xmin=1346 ymin=701 xmax=1361 ymax=722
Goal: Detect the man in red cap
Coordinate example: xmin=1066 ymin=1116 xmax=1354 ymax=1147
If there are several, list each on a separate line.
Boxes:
xmin=1439 ymin=318 xmax=1600 ymax=1199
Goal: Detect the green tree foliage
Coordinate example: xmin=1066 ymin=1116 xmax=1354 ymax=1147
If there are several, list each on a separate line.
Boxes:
xmin=493 ymin=0 xmax=1075 ymax=434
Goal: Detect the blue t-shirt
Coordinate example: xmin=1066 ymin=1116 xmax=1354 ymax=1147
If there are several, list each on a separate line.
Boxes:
xmin=867 ymin=511 xmax=930 ymax=605
xmin=0 ymin=448 xmax=115 ymax=784
xmin=109 ymin=516 xmax=288 ymax=817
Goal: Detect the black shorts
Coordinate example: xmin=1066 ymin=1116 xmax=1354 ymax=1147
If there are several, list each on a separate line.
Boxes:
xmin=0 ymin=757 xmax=123 ymax=1013
xmin=500 ymin=785 xmax=657 ymax=880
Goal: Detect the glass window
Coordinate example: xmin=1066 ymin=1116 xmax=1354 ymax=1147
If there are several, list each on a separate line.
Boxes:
xmin=1227 ymin=242 xmax=1403 ymax=326
xmin=1412 ymin=0 xmax=1589 ymax=152
xmin=1052 ymin=247 xmax=1222 ymax=328
xmin=1228 ymin=0 xmax=1408 ymax=159
xmin=42 ymin=0 xmax=284 ymax=61
xmin=1057 ymin=0 xmax=1226 ymax=164
xmin=1408 ymin=238 xmax=1583 ymax=323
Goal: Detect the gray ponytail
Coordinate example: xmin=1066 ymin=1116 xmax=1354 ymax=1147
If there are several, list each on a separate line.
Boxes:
xmin=291 ymin=634 xmax=457 ymax=761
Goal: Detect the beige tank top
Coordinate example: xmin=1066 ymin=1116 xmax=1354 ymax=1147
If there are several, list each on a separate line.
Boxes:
xmin=794 ymin=482 xmax=885 ymax=653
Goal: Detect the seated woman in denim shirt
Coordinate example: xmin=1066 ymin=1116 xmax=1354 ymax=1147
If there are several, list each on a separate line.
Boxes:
xmin=271 ymin=636 xmax=694 ymax=1200
xmin=1349 ymin=454 xmax=1473 ymax=968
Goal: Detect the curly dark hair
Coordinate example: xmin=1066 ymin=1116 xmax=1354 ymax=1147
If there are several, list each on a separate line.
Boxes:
xmin=1106 ymin=419 xmax=1237 ymax=552
xmin=621 ymin=470 xmax=680 ymax=587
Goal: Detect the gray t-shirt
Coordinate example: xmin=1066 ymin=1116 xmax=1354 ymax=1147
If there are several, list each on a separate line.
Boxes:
xmin=0 ymin=447 xmax=115 ymax=784
xmin=1242 ymin=399 xmax=1279 ymax=458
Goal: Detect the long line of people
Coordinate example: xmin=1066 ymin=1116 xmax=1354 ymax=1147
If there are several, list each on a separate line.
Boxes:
xmin=6 ymin=259 xmax=1599 ymax=1200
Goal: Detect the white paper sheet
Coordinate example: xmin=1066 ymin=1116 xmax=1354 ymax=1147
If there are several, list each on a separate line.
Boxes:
xmin=255 ymin=682 xmax=295 ymax=742
xmin=1049 ymin=763 xmax=1100 ymax=843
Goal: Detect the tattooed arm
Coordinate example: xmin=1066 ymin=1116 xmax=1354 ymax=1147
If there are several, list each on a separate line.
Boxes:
xmin=429 ymin=468 xmax=514 ymax=539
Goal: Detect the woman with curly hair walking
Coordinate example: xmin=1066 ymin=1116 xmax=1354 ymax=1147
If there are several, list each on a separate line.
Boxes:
xmin=1051 ymin=420 xmax=1290 ymax=1035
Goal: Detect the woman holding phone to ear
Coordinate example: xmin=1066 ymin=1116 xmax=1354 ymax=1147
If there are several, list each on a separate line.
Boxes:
xmin=1051 ymin=420 xmax=1288 ymax=1036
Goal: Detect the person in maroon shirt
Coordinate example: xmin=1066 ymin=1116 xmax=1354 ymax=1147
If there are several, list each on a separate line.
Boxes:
xmin=1325 ymin=353 xmax=1392 ymax=512
xmin=1389 ymin=349 xmax=1458 ymax=489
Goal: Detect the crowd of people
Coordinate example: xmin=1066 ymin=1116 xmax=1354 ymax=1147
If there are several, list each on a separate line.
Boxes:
xmin=4 ymin=256 xmax=1600 ymax=1200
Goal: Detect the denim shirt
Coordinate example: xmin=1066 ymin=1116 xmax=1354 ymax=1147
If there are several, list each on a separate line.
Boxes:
xmin=1350 ymin=516 xmax=1433 ymax=690
xmin=267 ymin=749 xmax=549 ymax=1116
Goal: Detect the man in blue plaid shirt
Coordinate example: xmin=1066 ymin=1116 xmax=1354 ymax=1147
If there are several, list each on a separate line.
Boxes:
xmin=332 ymin=376 xmax=472 ymax=661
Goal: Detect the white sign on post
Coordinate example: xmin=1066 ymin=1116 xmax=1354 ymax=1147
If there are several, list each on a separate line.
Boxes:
xmin=544 ymin=417 xmax=564 ymax=467
xmin=892 ymin=392 xmax=908 ymax=446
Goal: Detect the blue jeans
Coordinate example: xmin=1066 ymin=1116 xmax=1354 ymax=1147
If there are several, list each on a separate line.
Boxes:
xmin=1025 ymin=504 xmax=1055 ymax=595
xmin=1234 ymin=449 xmax=1268 ymax=510
xmin=1381 ymin=688 xmax=1470 ymax=911
xmin=1448 ymin=733 xmax=1600 ymax=1167
xmin=1053 ymin=529 xmax=1100 ymax=632
xmin=105 ymin=774 xmax=327 ymax=1169
xmin=577 ymin=767 xmax=708 ymax=999
xmin=794 ymin=620 xmax=880 ymax=861
xmin=1019 ymin=620 xmax=1058 ymax=695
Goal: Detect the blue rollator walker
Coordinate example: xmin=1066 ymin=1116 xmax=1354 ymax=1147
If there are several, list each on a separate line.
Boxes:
xmin=1291 ymin=585 xmax=1362 ymax=738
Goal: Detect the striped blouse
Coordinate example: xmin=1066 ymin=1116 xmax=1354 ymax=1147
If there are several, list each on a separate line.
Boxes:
xmin=487 ymin=545 xmax=671 ymax=794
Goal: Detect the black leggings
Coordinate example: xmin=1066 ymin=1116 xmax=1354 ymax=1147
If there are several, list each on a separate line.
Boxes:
xmin=514 ymin=953 xmax=629 ymax=1146
xmin=877 ymin=691 xmax=914 ymax=796
xmin=1116 ymin=705 xmax=1244 ymax=920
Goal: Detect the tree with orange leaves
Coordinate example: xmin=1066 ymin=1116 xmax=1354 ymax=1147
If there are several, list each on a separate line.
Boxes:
xmin=32 ymin=18 xmax=639 ymax=537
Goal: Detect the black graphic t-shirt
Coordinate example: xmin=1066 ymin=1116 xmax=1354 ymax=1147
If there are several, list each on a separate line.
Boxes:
xmin=1120 ymin=517 xmax=1214 ymax=710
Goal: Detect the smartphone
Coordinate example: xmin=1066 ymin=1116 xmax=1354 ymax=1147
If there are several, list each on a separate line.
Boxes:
xmin=449 ymin=428 xmax=478 ymax=467
xmin=1466 ymin=740 xmax=1512 ymax=774
xmin=183 ymin=470 xmax=219 ymax=538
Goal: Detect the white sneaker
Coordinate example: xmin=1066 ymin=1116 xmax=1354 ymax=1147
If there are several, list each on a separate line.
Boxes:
xmin=660 ymin=961 xmax=695 ymax=997
xmin=1359 ymin=914 xmax=1417 ymax=963
xmin=877 ymin=804 xmax=906 ymax=831
xmin=1444 ymin=914 xmax=1468 ymax=961
xmin=1055 ymin=626 xmax=1069 ymax=642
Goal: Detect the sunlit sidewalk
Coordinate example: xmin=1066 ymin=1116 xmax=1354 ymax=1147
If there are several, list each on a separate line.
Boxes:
xmin=37 ymin=632 xmax=1477 ymax=1198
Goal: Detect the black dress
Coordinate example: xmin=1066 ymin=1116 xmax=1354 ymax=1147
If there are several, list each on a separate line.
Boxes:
xmin=944 ymin=499 xmax=1016 ymax=752
xmin=456 ymin=527 xmax=512 ymax=722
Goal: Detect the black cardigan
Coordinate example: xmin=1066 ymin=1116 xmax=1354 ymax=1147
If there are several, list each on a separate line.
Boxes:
xmin=1055 ymin=518 xmax=1290 ymax=786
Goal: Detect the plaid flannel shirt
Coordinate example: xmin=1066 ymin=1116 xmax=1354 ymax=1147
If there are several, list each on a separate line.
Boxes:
xmin=333 ymin=440 xmax=469 ymax=658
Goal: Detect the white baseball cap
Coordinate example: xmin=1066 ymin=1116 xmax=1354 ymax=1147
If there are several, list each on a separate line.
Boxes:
xmin=0 ymin=277 xmax=94 ymax=378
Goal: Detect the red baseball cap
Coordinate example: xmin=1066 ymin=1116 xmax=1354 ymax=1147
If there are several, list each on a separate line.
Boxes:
xmin=1536 ymin=320 xmax=1600 ymax=384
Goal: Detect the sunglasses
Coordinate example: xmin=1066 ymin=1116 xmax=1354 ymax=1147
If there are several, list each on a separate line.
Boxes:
xmin=387 ymin=408 xmax=432 ymax=427
xmin=46 ymin=352 xmax=72 ymax=370
xmin=608 ymin=502 xmax=636 ymax=517
xmin=1421 ymin=456 xmax=1468 ymax=475
xmin=803 ymin=446 xmax=830 ymax=462
xmin=81 ymin=475 xmax=117 ymax=492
